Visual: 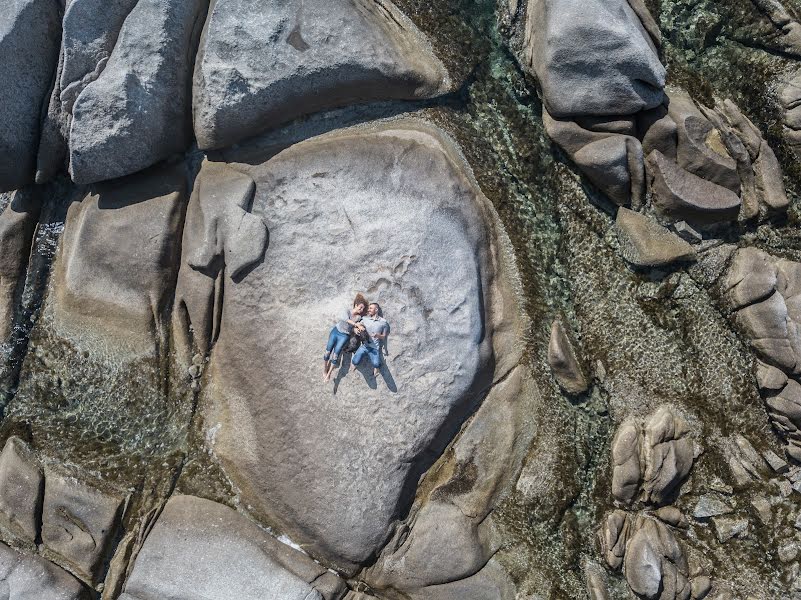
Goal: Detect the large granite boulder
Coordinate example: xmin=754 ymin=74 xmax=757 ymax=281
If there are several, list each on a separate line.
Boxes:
xmin=51 ymin=163 xmax=187 ymax=357
xmin=188 ymin=120 xmax=524 ymax=572
xmin=0 ymin=543 xmax=88 ymax=600
xmin=68 ymin=0 xmax=207 ymax=184
xmin=0 ymin=0 xmax=62 ymax=191
xmin=193 ymin=0 xmax=452 ymax=150
xmin=120 ymin=495 xmax=344 ymax=600
xmin=523 ymin=0 xmax=665 ymax=118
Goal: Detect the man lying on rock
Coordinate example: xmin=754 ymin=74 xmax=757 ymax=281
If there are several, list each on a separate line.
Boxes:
xmin=323 ymin=294 xmax=367 ymax=382
xmin=351 ymin=302 xmax=389 ymax=378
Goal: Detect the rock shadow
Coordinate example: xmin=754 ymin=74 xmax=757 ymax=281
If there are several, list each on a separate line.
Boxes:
xmin=331 ymin=350 xmax=398 ymax=394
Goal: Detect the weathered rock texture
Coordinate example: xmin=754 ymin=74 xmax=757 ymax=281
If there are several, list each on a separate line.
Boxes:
xmin=0 ymin=0 xmax=62 ymax=191
xmin=193 ymin=0 xmax=452 ymax=150
xmin=190 ymin=120 xmax=524 ymax=572
xmin=120 ymin=495 xmax=344 ymax=600
xmin=0 ymin=543 xmax=88 ymax=600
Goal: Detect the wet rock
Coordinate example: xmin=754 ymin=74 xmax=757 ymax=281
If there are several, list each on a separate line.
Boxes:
xmin=646 ymin=151 xmax=741 ymax=225
xmin=0 ymin=437 xmax=42 ymax=544
xmin=639 ymin=104 xmax=678 ymax=160
xmin=611 ymin=420 xmax=642 ymax=504
xmin=624 ymin=517 xmax=691 ymax=600
xmin=762 ymin=449 xmax=789 ymax=474
xmin=543 ymin=110 xmax=644 ymax=206
xmin=52 ymin=163 xmax=187 ymax=358
xmin=523 ymin=0 xmax=665 ymax=118
xmin=749 ymin=496 xmax=771 ymax=526
xmin=0 ymin=0 xmax=62 ymax=191
xmin=68 ymin=0 xmax=206 ymax=184
xmin=711 ymin=516 xmax=748 ymax=543
xmin=598 ymin=510 xmax=631 ymax=570
xmin=41 ymin=469 xmax=125 ymax=584
xmin=753 ymin=141 xmax=789 ymax=211
xmin=120 ymin=495 xmax=343 ymax=600
xmin=0 ymin=190 xmax=42 ymax=343
xmin=667 ymin=92 xmax=740 ymax=194
xmin=615 ymin=207 xmax=696 ymax=267
xmin=196 ymin=120 xmax=524 ymax=572
xmin=0 ymin=543 xmax=88 ymax=600
xmin=548 ymin=319 xmax=589 ymax=395
xmin=193 ymin=0 xmax=451 ymax=150
xmin=691 ymin=575 xmax=712 ymax=599
xmin=756 ymin=361 xmax=788 ymax=393
xmin=655 ymin=506 xmax=688 ymax=528
xmin=641 ymin=407 xmax=695 ymax=506
xmin=693 ymin=495 xmax=732 ymax=519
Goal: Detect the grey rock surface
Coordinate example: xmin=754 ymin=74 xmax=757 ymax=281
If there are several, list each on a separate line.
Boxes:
xmin=693 ymin=495 xmax=733 ymax=519
xmin=611 ymin=420 xmax=642 ymax=504
xmin=598 ymin=510 xmax=631 ymax=570
xmin=641 ymin=406 xmax=694 ymax=506
xmin=646 ymin=150 xmax=741 ymax=224
xmin=0 ymin=0 xmax=62 ymax=191
xmin=0 ymin=438 xmax=42 ymax=544
xmin=68 ymin=0 xmax=206 ymax=184
xmin=193 ymin=0 xmax=452 ymax=150
xmin=121 ymin=495 xmax=340 ymax=600
xmin=194 ymin=120 xmax=524 ymax=571
xmin=615 ymin=207 xmax=696 ymax=267
xmin=0 ymin=543 xmax=88 ymax=600
xmin=543 ymin=110 xmax=645 ymax=206
xmin=41 ymin=468 xmax=124 ymax=583
xmin=624 ymin=517 xmax=691 ymax=600
xmin=523 ymin=0 xmax=665 ymax=118
xmin=52 ymin=163 xmax=187 ymax=358
xmin=0 ymin=191 xmax=42 ymax=343
xmin=547 ymin=319 xmax=589 ymax=394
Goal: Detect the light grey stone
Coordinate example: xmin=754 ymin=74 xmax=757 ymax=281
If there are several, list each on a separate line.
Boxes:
xmin=655 ymin=506 xmax=688 ymax=528
xmin=52 ymin=163 xmax=187 ymax=358
xmin=691 ymin=575 xmax=712 ymax=599
xmin=624 ymin=517 xmax=691 ymax=600
xmin=584 ymin=559 xmax=610 ymax=600
xmin=749 ymin=496 xmax=771 ymax=525
xmin=641 ymin=406 xmax=695 ymax=506
xmin=711 ymin=516 xmax=748 ymax=543
xmin=692 ymin=495 xmax=732 ymax=519
xmin=543 ymin=110 xmax=645 ymax=206
xmin=779 ymin=541 xmax=800 ymax=564
xmin=193 ymin=0 xmax=452 ymax=150
xmin=68 ymin=0 xmax=207 ymax=184
xmin=598 ymin=510 xmax=631 ymax=570
xmin=0 ymin=437 xmax=42 ymax=544
xmin=616 ymin=207 xmax=696 ymax=267
xmin=646 ymin=150 xmax=741 ymax=225
xmin=667 ymin=92 xmax=740 ymax=194
xmin=722 ymin=248 xmax=777 ymax=311
xmin=0 ymin=191 xmax=41 ymax=343
xmin=523 ymin=0 xmax=665 ymax=118
xmin=405 ymin=558 xmax=516 ymax=600
xmin=762 ymin=449 xmax=790 ymax=473
xmin=548 ymin=319 xmax=589 ymax=395
xmin=41 ymin=469 xmax=124 ymax=584
xmin=611 ymin=420 xmax=642 ymax=504
xmin=0 ymin=543 xmax=88 ymax=600
xmin=193 ymin=120 xmax=524 ymax=572
xmin=753 ymin=141 xmax=790 ymax=211
xmin=756 ymin=361 xmax=788 ymax=393
xmin=122 ymin=495 xmax=341 ymax=600
xmin=0 ymin=0 xmax=62 ymax=191
xmin=673 ymin=221 xmax=702 ymax=243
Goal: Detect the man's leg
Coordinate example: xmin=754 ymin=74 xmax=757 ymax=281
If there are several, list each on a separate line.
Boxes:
xmin=368 ymin=345 xmax=381 ymax=376
xmin=352 ymin=345 xmax=367 ymax=371
xmin=323 ymin=328 xmax=339 ymax=378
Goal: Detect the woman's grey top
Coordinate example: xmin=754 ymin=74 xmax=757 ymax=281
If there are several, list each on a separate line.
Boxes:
xmin=335 ymin=308 xmax=361 ymax=334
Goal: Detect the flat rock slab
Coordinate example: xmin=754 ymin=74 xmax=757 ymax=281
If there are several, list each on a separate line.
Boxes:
xmin=524 ymin=0 xmax=665 ymax=118
xmin=615 ymin=207 xmax=696 ymax=267
xmin=199 ymin=120 xmax=522 ymax=571
xmin=0 ymin=543 xmax=88 ymax=600
xmin=0 ymin=0 xmax=62 ymax=191
xmin=193 ymin=0 xmax=452 ymax=149
xmin=121 ymin=495 xmax=337 ymax=600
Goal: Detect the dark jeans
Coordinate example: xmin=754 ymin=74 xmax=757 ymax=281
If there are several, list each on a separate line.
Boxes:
xmin=353 ymin=344 xmax=381 ymax=369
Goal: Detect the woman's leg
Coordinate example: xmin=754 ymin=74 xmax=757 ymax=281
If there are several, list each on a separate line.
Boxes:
xmin=324 ymin=327 xmax=339 ymax=362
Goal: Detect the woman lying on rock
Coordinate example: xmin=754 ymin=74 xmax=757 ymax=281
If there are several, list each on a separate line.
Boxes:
xmin=323 ymin=294 xmax=368 ymax=382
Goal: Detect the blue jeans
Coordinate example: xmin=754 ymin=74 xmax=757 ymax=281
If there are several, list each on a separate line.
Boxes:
xmin=324 ymin=328 xmax=350 ymax=365
xmin=353 ymin=344 xmax=381 ymax=369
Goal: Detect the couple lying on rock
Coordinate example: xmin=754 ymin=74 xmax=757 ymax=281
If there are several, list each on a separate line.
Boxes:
xmin=323 ymin=293 xmax=389 ymax=382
